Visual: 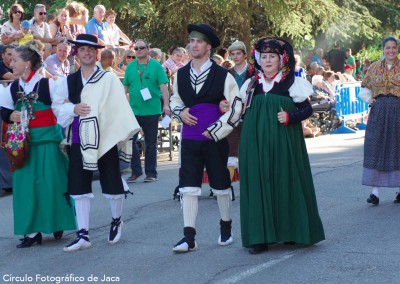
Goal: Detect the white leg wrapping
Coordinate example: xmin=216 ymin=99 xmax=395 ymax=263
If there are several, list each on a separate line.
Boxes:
xmin=213 ymin=188 xmax=232 ymax=222
xmin=372 ymin=187 xmax=379 ymax=197
xmin=182 ymin=194 xmax=198 ymax=228
xmin=27 ymin=232 xmax=39 ymax=238
xmin=72 ymin=196 xmax=91 ymax=231
xmin=104 ymin=194 xmax=124 ymax=219
xmin=121 ymin=177 xmax=129 ymax=191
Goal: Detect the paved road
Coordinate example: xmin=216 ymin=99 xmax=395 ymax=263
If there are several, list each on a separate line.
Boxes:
xmin=1 ymin=131 xmax=399 ymax=284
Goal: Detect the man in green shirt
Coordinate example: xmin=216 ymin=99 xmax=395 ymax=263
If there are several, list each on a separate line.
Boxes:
xmin=123 ymin=39 xmax=170 ymax=183
xmin=346 ymin=48 xmax=356 ymax=78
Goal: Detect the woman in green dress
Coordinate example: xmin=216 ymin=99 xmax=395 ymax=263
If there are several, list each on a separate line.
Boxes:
xmin=239 ymin=37 xmax=325 ymax=254
xmin=0 ymin=43 xmax=76 ymax=248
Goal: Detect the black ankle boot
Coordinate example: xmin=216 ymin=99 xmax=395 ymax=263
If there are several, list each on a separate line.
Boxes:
xmin=248 ymin=243 xmax=268 ymax=254
xmin=17 ymin=233 xmax=42 ymax=248
xmin=219 ymin=219 xmax=233 ymax=245
xmin=53 ymin=231 xmax=63 ymax=240
xmin=173 ymin=227 xmax=197 ymax=252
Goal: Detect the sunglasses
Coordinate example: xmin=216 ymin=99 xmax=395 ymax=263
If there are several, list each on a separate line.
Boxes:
xmin=134 ymin=46 xmax=147 ymax=51
xmin=126 ymin=55 xmax=135 ymax=59
xmin=13 ymin=11 xmax=23 ymax=15
xmin=39 ymin=12 xmax=47 ymax=16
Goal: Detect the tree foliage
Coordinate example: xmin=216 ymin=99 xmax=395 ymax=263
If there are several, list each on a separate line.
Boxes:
xmin=0 ymin=0 xmax=397 ymax=53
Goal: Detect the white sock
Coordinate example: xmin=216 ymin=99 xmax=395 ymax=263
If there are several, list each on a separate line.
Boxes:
xmin=183 ymin=194 xmax=198 ymax=228
xmin=107 ymin=195 xmax=124 ymax=219
xmin=73 ymin=197 xmax=91 ymax=232
xmin=217 ymin=194 xmax=232 ymax=222
xmin=372 ymin=187 xmax=379 ymax=197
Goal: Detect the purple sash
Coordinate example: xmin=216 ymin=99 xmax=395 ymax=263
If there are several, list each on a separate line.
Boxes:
xmin=182 ymin=103 xmax=221 ymax=140
xmin=72 ymin=116 xmax=80 ymax=144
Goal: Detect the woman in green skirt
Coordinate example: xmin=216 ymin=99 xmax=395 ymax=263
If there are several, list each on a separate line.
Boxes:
xmin=0 ymin=44 xmax=76 ymax=248
xmin=239 ymin=37 xmax=325 ymax=254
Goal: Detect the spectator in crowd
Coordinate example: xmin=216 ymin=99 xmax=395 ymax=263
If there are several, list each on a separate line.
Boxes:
xmin=30 ymin=4 xmax=59 ymax=59
xmin=0 ymin=44 xmax=76 ymax=248
xmin=0 ymin=45 xmax=18 ymax=80
xmin=96 ymin=48 xmax=124 ymax=77
xmin=322 ymin=70 xmax=337 ymax=98
xmin=343 ymin=64 xmax=356 ymax=82
xmin=46 ymin=14 xmax=56 ymax=25
xmin=316 ymin=66 xmax=324 ymax=76
xmin=1 ymin=4 xmax=24 ymax=47
xmin=117 ymin=49 xmax=135 ymax=72
xmin=310 ymin=48 xmax=323 ymax=66
xmin=104 ymin=9 xmax=132 ymax=49
xmin=309 ymin=61 xmax=319 ymax=76
xmin=239 ymin=36 xmax=324 ymax=254
xmin=123 ymin=39 xmax=170 ymax=183
xmin=217 ymin=47 xmax=229 ymax=61
xmin=183 ymin=43 xmax=192 ymax=65
xmin=212 ymin=54 xmax=224 ymax=65
xmin=302 ymin=120 xmax=321 ymax=138
xmin=0 ymin=7 xmax=4 ymax=31
xmin=66 ymin=1 xmax=88 ymax=37
xmin=363 ymin=58 xmax=371 ymax=74
xmin=86 ymin=5 xmax=107 ymax=46
xmin=327 ymin=42 xmax=346 ymax=73
xmin=148 ymin=48 xmax=162 ymax=62
xmin=44 ymin=40 xmax=71 ymax=77
xmin=345 ymin=48 xmax=356 ymax=78
xmin=355 ymin=59 xmax=363 ymax=80
xmin=49 ymin=8 xmax=74 ymax=42
xmin=18 ymin=20 xmax=33 ymax=46
xmin=294 ymin=54 xmax=306 ymax=79
xmin=359 ymin=36 xmax=400 ymax=205
xmin=162 ymin=46 xmax=186 ymax=74
xmin=221 ymin=60 xmax=234 ymax=69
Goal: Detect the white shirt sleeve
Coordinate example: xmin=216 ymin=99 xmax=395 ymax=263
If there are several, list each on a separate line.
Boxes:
xmin=0 ymin=83 xmax=15 ymax=110
xmin=289 ymin=77 xmax=314 ymax=103
xmin=358 ymin=87 xmax=372 ymax=103
xmin=50 ymin=77 xmax=76 ymax=128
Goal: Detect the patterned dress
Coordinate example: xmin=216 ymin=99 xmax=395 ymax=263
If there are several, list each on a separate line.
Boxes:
xmin=362 ymin=58 xmax=400 ymax=187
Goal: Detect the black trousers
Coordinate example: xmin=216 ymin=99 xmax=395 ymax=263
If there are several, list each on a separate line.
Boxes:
xmin=68 ymin=144 xmax=124 ymax=195
xmin=180 ymin=139 xmax=231 ymax=190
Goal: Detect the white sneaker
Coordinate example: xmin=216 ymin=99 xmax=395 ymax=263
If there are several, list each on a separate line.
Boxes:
xmin=218 ymin=235 xmax=233 ymax=246
xmin=63 ymin=229 xmax=92 ymax=252
xmin=108 ymin=217 xmax=123 ymax=244
xmin=172 ymin=238 xmax=197 ymax=253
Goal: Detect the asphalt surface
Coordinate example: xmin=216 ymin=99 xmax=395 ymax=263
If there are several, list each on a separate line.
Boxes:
xmin=1 ymin=130 xmax=399 ymax=284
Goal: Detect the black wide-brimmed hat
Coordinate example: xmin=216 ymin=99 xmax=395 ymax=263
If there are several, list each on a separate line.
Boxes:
xmin=187 ymin=23 xmax=220 ymax=48
xmin=68 ymin=34 xmax=105 ymax=49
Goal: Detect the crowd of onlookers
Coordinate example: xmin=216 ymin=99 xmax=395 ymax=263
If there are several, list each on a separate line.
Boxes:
xmin=0 ymin=2 xmax=372 ymax=141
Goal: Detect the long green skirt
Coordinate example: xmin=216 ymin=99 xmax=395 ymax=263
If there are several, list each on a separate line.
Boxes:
xmin=12 ymin=104 xmax=76 ymax=235
xmin=239 ymin=93 xmax=325 ymax=247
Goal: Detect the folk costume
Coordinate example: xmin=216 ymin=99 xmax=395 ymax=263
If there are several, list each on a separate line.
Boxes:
xmin=170 ymin=24 xmax=242 ymax=252
xmin=0 ymin=71 xmax=76 ymax=243
xmin=52 ymin=34 xmax=140 ymax=252
xmin=226 ymin=41 xmax=255 ymax=183
xmin=239 ymin=37 xmax=325 ymax=253
xmin=358 ymin=45 xmax=400 ymax=204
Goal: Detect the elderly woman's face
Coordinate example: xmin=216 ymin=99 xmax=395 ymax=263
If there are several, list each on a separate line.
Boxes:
xmin=10 ymin=50 xmax=28 ymax=76
xmin=106 ymin=15 xmax=115 ymax=24
xmin=383 ymin=40 xmax=398 ymax=62
xmin=172 ymin=52 xmax=183 ymax=64
xmin=260 ymin=53 xmax=280 ymax=76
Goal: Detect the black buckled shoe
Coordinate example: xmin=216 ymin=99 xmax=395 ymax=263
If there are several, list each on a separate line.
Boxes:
xmin=394 ymin=193 xmax=400 ymax=204
xmin=367 ymin=194 xmax=379 ymax=205
xmin=248 ymin=243 xmax=268 ymax=254
xmin=17 ymin=233 xmax=42 ymax=248
xmin=108 ymin=217 xmax=123 ymax=244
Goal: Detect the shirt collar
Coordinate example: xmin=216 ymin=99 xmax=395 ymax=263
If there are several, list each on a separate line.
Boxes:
xmin=190 ymin=59 xmax=212 ymax=76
